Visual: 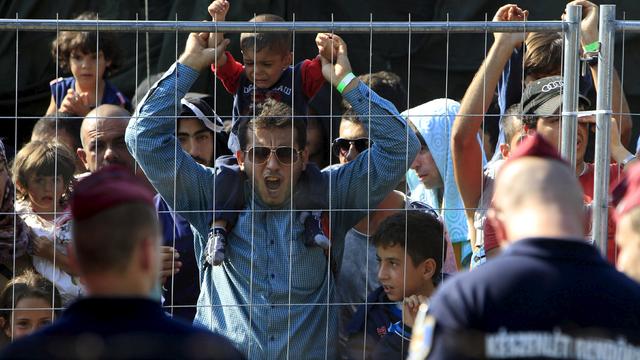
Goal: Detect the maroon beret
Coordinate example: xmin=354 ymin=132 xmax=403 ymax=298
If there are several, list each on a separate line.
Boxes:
xmin=612 ymin=163 xmax=640 ymax=220
xmin=71 ymin=165 xmax=155 ymax=221
xmin=506 ymin=133 xmax=567 ymax=165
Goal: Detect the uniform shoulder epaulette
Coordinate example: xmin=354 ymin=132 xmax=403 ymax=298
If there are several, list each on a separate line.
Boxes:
xmin=49 ymin=77 xmax=64 ymax=85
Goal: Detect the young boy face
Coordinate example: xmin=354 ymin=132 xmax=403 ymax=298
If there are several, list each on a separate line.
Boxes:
xmin=376 ymin=244 xmax=431 ymax=302
xmin=69 ymin=50 xmax=110 ymax=86
xmin=241 ymin=47 xmax=292 ymax=89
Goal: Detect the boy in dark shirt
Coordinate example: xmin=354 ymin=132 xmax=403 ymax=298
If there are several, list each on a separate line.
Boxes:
xmin=345 ymin=205 xmax=445 ymax=359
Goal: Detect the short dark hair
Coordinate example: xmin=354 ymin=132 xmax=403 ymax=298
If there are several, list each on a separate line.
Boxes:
xmin=408 ymin=120 xmax=427 ymax=149
xmin=237 ymin=99 xmax=306 ymax=150
xmin=358 ymin=71 xmax=407 ymax=112
xmin=51 ymin=12 xmax=121 ymax=76
xmin=240 ymin=14 xmax=291 ymax=55
xmin=73 ymin=202 xmax=159 ymax=274
xmin=372 ymin=211 xmax=443 ymax=276
xmin=340 ymin=108 xmax=363 ymax=126
xmin=32 ymin=114 xmax=82 ymax=150
xmin=501 ymin=104 xmax=523 ymax=143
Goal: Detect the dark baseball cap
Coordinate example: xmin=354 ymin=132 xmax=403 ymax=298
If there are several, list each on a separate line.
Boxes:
xmin=521 ymin=76 xmax=591 ymax=117
xmin=180 ymin=94 xmax=225 ymax=133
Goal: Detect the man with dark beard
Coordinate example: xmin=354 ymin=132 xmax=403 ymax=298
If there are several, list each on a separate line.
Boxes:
xmin=154 ymin=95 xmax=231 ymax=322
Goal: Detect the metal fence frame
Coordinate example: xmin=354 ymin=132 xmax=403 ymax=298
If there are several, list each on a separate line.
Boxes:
xmin=0 ymin=5 xmax=621 ymax=268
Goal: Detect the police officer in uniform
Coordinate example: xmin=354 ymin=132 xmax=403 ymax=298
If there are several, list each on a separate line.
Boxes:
xmin=410 ymin=134 xmax=640 ymax=360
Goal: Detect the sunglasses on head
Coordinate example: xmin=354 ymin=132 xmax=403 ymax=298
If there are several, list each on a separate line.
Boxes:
xmin=244 ymin=146 xmax=301 ymax=165
xmin=332 ymin=137 xmax=371 ymax=155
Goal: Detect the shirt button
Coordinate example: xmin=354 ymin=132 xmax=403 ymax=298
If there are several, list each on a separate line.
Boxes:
xmin=270 ymin=335 xmax=275 ymax=341
xmin=270 ymin=274 xmax=275 ymax=279
xmin=270 ymin=240 xmax=275 ymax=245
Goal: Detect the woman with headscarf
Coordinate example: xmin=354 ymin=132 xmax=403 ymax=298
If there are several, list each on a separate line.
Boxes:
xmin=0 ymin=140 xmax=35 ymax=291
xmin=404 ymin=99 xmax=486 ymax=268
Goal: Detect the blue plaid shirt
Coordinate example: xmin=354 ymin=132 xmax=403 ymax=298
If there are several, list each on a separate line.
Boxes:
xmin=126 ymin=62 xmax=419 ymax=359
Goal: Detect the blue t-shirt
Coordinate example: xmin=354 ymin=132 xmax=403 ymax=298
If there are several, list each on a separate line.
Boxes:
xmin=49 ymin=76 xmax=132 ymax=113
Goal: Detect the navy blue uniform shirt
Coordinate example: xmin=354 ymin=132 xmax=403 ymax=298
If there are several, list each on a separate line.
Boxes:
xmin=425 ymin=238 xmax=640 ymax=359
xmin=0 ymin=297 xmax=243 ymax=359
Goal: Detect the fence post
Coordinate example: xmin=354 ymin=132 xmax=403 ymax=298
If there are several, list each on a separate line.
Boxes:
xmin=592 ymin=4 xmax=616 ymax=256
xmin=561 ymin=5 xmax=581 ymax=169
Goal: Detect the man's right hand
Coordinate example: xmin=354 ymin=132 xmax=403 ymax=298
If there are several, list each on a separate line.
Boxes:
xmin=178 ymin=32 xmax=230 ymax=72
xmin=493 ymin=4 xmax=529 ymax=49
xmin=316 ymin=33 xmax=358 ymax=93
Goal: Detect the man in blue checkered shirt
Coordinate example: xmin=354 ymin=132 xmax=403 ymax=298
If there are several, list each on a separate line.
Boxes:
xmin=126 ymin=31 xmax=419 ymax=359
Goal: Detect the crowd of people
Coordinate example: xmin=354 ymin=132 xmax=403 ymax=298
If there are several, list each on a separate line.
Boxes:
xmin=0 ymin=0 xmax=639 ymax=359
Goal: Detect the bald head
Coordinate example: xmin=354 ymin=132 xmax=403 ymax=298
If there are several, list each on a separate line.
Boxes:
xmin=493 ymin=157 xmax=585 ymax=242
xmin=78 ymin=105 xmax=133 ymax=173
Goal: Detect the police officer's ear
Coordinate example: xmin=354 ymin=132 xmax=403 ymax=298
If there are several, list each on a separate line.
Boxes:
xmin=421 ymin=258 xmax=437 ymax=281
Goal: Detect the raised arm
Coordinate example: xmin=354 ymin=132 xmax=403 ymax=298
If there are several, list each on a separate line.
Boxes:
xmin=567 ymin=0 xmax=632 ymax=146
xmin=452 ymin=4 xmax=527 ymax=220
xmin=125 ymin=32 xmax=230 ymax=228
xmin=317 ymin=34 xmax=420 ymax=226
xmin=207 ymin=0 xmax=229 ymax=66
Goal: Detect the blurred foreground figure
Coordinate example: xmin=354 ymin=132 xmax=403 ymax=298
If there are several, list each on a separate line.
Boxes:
xmin=409 ymin=134 xmax=640 ymax=360
xmin=1 ymin=165 xmax=242 ymax=359
xmin=612 ymin=163 xmax=640 ymax=283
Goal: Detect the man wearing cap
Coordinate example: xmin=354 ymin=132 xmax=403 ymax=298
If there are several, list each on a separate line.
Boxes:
xmin=521 ymin=75 xmax=636 ymax=262
xmin=412 ymin=135 xmax=640 ymax=360
xmin=155 ymin=94 xmax=231 ymax=322
xmin=126 ymin=31 xmax=419 ymax=358
xmin=0 ymin=165 xmax=242 ymax=359
xmin=176 ymin=94 xmax=230 ymax=168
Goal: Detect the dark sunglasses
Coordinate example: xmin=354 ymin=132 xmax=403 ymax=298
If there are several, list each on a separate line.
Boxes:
xmin=244 ymin=146 xmax=301 ymax=165
xmin=332 ymin=137 xmax=371 ymax=155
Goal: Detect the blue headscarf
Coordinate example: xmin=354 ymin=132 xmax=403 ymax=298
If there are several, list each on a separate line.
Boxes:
xmin=403 ymin=99 xmax=485 ymax=267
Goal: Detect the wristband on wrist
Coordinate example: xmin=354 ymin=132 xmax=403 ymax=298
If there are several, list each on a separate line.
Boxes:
xmin=336 ymin=72 xmax=356 ymax=94
xmin=583 ymin=41 xmax=600 ymax=53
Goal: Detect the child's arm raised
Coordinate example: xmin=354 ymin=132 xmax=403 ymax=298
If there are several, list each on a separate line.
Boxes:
xmin=208 ymin=0 xmax=245 ymax=94
xmin=452 ymin=4 xmax=527 ymax=225
xmin=207 ymin=0 xmax=230 ymax=67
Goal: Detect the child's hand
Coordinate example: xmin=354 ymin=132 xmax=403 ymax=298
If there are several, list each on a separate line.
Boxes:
xmin=315 ymin=33 xmax=339 ymax=63
xmin=492 ymin=4 xmax=528 ymax=49
xmin=317 ymin=34 xmax=356 ymax=92
xmin=207 ymin=0 xmax=230 ymax=65
xmin=402 ymin=294 xmax=427 ymax=328
xmin=60 ymin=89 xmax=91 ymax=117
xmin=208 ymin=0 xmax=230 ymax=22
xmin=33 ymin=236 xmax=55 ymax=260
